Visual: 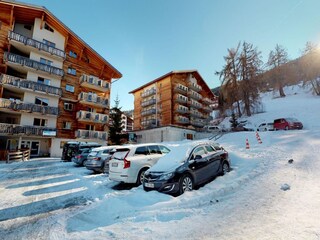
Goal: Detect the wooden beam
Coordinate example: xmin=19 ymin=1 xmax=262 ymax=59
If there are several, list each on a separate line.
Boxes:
xmin=79 ymin=48 xmax=84 ymax=60
xmin=40 ymin=13 xmax=45 ymax=29
xmin=9 ymin=6 xmax=14 ymax=28
xmin=99 ymin=65 xmax=105 ymax=78
xmin=64 ymin=34 xmax=69 ymax=51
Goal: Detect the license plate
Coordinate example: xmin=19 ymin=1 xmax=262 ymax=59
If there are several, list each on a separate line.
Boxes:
xmin=145 ymin=182 xmax=154 ymax=188
xmin=112 ymin=162 xmax=118 ymax=167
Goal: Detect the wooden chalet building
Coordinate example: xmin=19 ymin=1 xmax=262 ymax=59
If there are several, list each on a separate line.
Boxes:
xmin=129 ymin=70 xmax=218 ymax=143
xmin=0 ymin=0 xmax=122 ymax=158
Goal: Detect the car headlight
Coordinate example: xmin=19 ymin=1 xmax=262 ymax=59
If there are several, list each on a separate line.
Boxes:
xmin=159 ymin=172 xmax=174 ymax=181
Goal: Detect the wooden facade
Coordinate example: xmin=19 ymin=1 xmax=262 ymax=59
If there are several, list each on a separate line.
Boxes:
xmin=0 ymin=0 xmax=121 ymax=157
xmin=130 ymin=71 xmax=218 ymax=131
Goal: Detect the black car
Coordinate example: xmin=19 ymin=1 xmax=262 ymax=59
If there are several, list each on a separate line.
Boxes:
xmin=62 ymin=141 xmax=101 ymax=162
xmin=143 ymin=141 xmax=230 ymax=196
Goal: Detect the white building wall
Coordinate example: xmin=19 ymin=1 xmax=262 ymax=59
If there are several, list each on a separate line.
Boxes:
xmin=20 ymin=113 xmax=57 ymax=128
xmin=22 ymin=91 xmax=59 ymax=107
xmin=13 ymin=23 xmax=34 ymax=38
xmin=27 ymin=71 xmax=61 ymax=88
xmin=29 ymin=51 xmax=63 ymax=69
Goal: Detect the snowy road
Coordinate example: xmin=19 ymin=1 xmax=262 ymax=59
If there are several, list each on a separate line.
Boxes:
xmin=1 ymin=130 xmax=320 ymax=240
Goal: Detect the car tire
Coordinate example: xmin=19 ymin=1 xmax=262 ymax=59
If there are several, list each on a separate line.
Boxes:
xmin=83 ymin=160 xmax=87 ymax=167
xmin=103 ymin=162 xmax=109 ymax=174
xmin=179 ymin=174 xmax=193 ymax=195
xmin=220 ymin=162 xmax=230 ymax=176
xmin=136 ymin=168 xmax=149 ymax=186
xmin=285 ymin=126 xmax=289 ymax=130
xmin=264 ymin=128 xmax=267 ymax=131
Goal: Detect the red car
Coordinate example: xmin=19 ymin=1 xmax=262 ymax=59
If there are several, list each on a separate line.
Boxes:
xmin=273 ymin=118 xmax=303 ymax=130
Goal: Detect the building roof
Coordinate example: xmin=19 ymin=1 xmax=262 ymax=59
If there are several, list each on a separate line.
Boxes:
xmin=129 ymin=70 xmax=216 ymax=99
xmin=0 ymin=0 xmax=122 ymax=79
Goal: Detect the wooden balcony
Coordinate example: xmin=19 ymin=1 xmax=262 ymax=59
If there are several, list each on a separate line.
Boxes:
xmin=173 ymin=84 xmax=188 ymax=95
xmin=190 ymin=109 xmax=203 ymax=118
xmin=4 ymin=52 xmax=64 ymax=77
xmin=0 ymin=74 xmax=62 ymax=96
xmin=190 ymin=118 xmax=205 ymax=127
xmin=141 ymin=88 xmax=156 ymax=98
xmin=78 ymin=92 xmax=109 ymax=108
xmin=76 ymin=110 xmax=108 ymax=123
xmin=141 ymin=119 xmax=157 ymax=127
xmin=75 ymin=129 xmax=108 ymax=141
xmin=141 ymin=108 xmax=156 ymax=117
xmin=189 ymin=100 xmax=202 ymax=109
xmin=141 ymin=98 xmax=156 ymax=107
xmin=203 ymin=105 xmax=213 ymax=113
xmin=0 ymin=123 xmax=56 ymax=137
xmin=175 ymin=104 xmax=189 ymax=114
xmin=174 ymin=94 xmax=188 ymax=105
xmin=202 ymin=97 xmax=215 ymax=105
xmin=79 ymin=74 xmax=110 ymax=92
xmin=0 ymin=98 xmax=59 ymax=115
xmin=188 ymin=89 xmax=202 ymax=101
xmin=8 ymin=31 xmax=66 ymax=59
xmin=188 ymin=82 xmax=202 ymax=92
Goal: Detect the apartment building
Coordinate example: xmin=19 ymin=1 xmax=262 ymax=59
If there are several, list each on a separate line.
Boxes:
xmin=0 ymin=1 xmax=121 ymax=158
xmin=121 ymin=113 xmax=133 ymax=132
xmin=129 ymin=70 xmax=217 ymax=143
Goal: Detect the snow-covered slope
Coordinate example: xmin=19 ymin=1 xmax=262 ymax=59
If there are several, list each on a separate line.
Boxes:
xmin=0 ymin=84 xmax=319 ymax=240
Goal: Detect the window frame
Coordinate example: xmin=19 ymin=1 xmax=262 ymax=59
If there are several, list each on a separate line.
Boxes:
xmin=67 ymin=67 xmax=77 ymax=76
xmin=65 ymin=84 xmax=75 ymax=93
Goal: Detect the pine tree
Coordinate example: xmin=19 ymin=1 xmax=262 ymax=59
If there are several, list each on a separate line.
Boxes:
xmin=229 ymin=112 xmax=239 ymax=129
xmin=109 ymin=95 xmax=123 ymax=145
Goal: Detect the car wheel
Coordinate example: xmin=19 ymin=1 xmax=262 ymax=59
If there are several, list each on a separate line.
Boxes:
xmin=103 ymin=162 xmax=109 ymax=174
xmin=285 ymin=126 xmax=289 ymax=130
xmin=221 ymin=162 xmax=230 ymax=176
xmin=83 ymin=160 xmax=87 ymax=167
xmin=264 ymin=128 xmax=267 ymax=131
xmin=179 ymin=174 xmax=193 ymax=195
xmin=136 ymin=168 xmax=148 ymax=185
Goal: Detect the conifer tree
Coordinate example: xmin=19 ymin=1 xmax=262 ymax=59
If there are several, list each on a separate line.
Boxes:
xmin=109 ymin=95 xmax=123 ymax=145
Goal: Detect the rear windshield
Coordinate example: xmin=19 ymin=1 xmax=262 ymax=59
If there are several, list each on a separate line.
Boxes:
xmin=112 ymin=149 xmax=130 ymax=160
xmin=88 ymin=151 xmax=98 ymax=157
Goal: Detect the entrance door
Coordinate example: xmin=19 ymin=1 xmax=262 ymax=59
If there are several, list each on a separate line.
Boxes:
xmin=21 ymin=140 xmax=40 ymax=156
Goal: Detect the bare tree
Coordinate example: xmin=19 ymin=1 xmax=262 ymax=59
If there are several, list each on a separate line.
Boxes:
xmin=267 ymin=44 xmax=289 ymax=97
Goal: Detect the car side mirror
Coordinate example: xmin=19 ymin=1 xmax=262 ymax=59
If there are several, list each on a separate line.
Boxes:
xmin=194 ymin=155 xmax=202 ymax=161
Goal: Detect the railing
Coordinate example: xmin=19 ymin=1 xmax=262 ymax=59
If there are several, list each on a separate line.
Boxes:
xmin=141 ymin=98 xmax=156 ymax=107
xmin=0 ymin=123 xmax=56 ymax=136
xmin=190 ymin=110 xmax=203 ymax=118
xmin=188 ymin=90 xmax=202 ymax=100
xmin=75 ymin=129 xmax=108 ymax=141
xmin=174 ymin=94 xmax=188 ymax=105
xmin=141 ymin=88 xmax=156 ymax=98
xmin=79 ymin=74 xmax=110 ymax=91
xmin=76 ymin=110 xmax=108 ymax=123
xmin=8 ymin=31 xmax=66 ymax=59
xmin=141 ymin=108 xmax=156 ymax=116
xmin=202 ymin=97 xmax=215 ymax=105
xmin=0 ymin=98 xmax=59 ymax=115
xmin=141 ymin=119 xmax=156 ymax=127
xmin=190 ymin=118 xmax=205 ymax=127
xmin=0 ymin=73 xmax=62 ymax=96
xmin=78 ymin=92 xmax=109 ymax=108
xmin=174 ymin=84 xmax=188 ymax=95
xmin=4 ymin=52 xmax=64 ymax=77
xmin=188 ymin=82 xmax=202 ymax=92
xmin=175 ymin=105 xmax=189 ymax=114
xmin=189 ymin=100 xmax=202 ymax=109
xmin=5 ymin=149 xmax=30 ymax=163
xmin=203 ymin=106 xmax=213 ymax=112
xmin=175 ymin=116 xmax=190 ymax=124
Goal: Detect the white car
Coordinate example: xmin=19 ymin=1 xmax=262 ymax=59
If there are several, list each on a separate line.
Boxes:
xmin=109 ymin=143 xmax=171 ymax=185
xmin=257 ymin=122 xmax=274 ymax=131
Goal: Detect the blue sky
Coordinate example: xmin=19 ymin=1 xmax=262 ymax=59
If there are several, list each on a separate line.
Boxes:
xmin=22 ymin=0 xmax=320 ymax=110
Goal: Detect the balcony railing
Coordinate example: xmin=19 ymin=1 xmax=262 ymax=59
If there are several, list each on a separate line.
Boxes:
xmin=0 ymin=123 xmax=56 ymax=136
xmin=0 ymin=74 xmax=62 ymax=96
xmin=174 ymin=94 xmax=188 ymax=105
xmin=8 ymin=31 xmax=66 ymax=59
xmin=141 ymin=88 xmax=156 ymax=98
xmin=174 ymin=84 xmax=188 ymax=95
xmin=141 ymin=108 xmax=156 ymax=116
xmin=79 ymin=74 xmax=110 ymax=92
xmin=190 ymin=118 xmax=205 ymax=127
xmin=202 ymin=97 xmax=215 ymax=105
xmin=175 ymin=116 xmax=190 ymax=124
xmin=0 ymin=98 xmax=59 ymax=115
xmin=188 ymin=82 xmax=202 ymax=92
xmin=190 ymin=110 xmax=203 ymax=118
xmin=141 ymin=98 xmax=156 ymax=107
xmin=189 ymin=100 xmax=202 ymax=109
xmin=141 ymin=119 xmax=157 ymax=127
xmin=188 ymin=90 xmax=202 ymax=100
xmin=203 ymin=105 xmax=213 ymax=112
xmin=78 ymin=92 xmax=109 ymax=108
xmin=75 ymin=129 xmax=108 ymax=141
xmin=175 ymin=104 xmax=189 ymax=114
xmin=76 ymin=110 xmax=108 ymax=123
xmin=4 ymin=52 xmax=64 ymax=77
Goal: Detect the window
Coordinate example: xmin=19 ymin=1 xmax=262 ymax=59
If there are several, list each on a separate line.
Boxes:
xmin=64 ymin=103 xmax=73 ymax=111
xmin=192 ymin=147 xmax=206 ymax=159
xmin=67 ymin=67 xmax=76 ymax=76
xmin=40 ymin=57 xmax=53 ymax=66
xmin=148 ymin=145 xmax=161 ymax=154
xmin=135 ymin=146 xmax=148 ymax=155
xmin=86 ymin=125 xmax=94 ymax=131
xmin=33 ymin=118 xmax=47 ymax=127
xmin=24 ymin=25 xmax=32 ymax=30
xmin=159 ymin=145 xmax=170 ymax=154
xmin=65 ymin=84 xmax=75 ymax=93
xmin=44 ymin=23 xmax=54 ymax=33
xmin=63 ymin=121 xmax=72 ymax=129
xmin=69 ymin=50 xmax=77 ymax=58
xmin=35 ymin=97 xmax=49 ymax=106
xmin=37 ymin=77 xmax=51 ymax=86
xmin=43 ymin=39 xmax=56 ymax=48
xmin=205 ymin=145 xmax=215 ymax=153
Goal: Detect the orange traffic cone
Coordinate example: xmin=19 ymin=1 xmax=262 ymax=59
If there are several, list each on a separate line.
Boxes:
xmin=246 ymin=138 xmax=250 ymax=149
xmin=256 ymin=132 xmax=262 ymax=144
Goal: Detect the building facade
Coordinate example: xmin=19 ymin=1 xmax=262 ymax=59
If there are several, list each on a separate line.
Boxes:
xmin=0 ymin=1 xmax=121 ymax=158
xmin=129 ymin=70 xmax=217 ymax=143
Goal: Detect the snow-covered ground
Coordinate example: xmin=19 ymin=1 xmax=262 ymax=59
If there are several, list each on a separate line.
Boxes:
xmin=0 ymin=85 xmax=320 ymax=240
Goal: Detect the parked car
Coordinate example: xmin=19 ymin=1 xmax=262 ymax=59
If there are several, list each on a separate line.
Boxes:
xmin=143 ymin=141 xmax=230 ymax=196
xmin=85 ymin=146 xmax=120 ymax=173
xmin=72 ymin=148 xmax=92 ymax=166
xmin=62 ymin=142 xmax=101 ymax=161
xmin=257 ymin=122 xmax=274 ymax=131
xmin=203 ymin=126 xmax=222 ymax=133
xmin=273 ymin=118 xmax=303 ymax=130
xmin=109 ymin=143 xmax=171 ymax=185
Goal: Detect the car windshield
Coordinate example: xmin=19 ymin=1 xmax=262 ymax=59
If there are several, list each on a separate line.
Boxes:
xmin=88 ymin=151 xmax=98 ymax=157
